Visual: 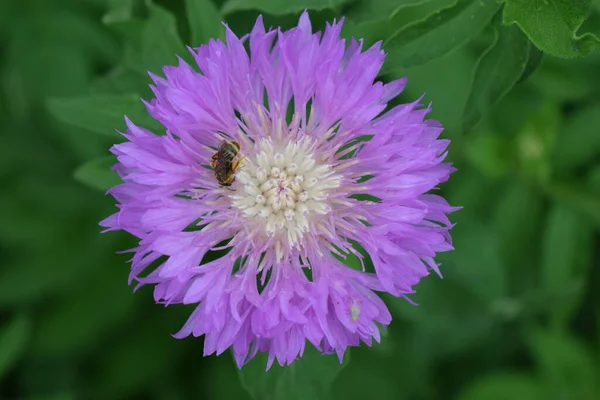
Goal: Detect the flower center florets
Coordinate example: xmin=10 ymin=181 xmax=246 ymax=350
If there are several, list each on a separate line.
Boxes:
xmin=230 ymin=137 xmax=341 ymax=248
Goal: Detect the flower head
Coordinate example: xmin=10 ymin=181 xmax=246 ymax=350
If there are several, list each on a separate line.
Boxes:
xmin=101 ymin=12 xmax=457 ymax=368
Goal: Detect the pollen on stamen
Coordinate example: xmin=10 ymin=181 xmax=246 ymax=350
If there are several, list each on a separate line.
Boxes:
xmin=230 ymin=136 xmax=342 ymax=248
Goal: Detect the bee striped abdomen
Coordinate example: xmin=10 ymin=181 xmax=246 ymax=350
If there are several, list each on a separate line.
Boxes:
xmin=211 ymin=140 xmax=243 ymax=187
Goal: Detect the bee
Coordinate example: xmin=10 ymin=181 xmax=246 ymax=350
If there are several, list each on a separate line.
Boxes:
xmin=210 ymin=140 xmax=245 ymax=187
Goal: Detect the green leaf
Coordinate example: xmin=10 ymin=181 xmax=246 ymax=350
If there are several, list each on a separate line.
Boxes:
xmin=90 ymin=67 xmax=151 ymax=96
xmin=458 ymin=372 xmax=543 ymax=400
xmin=394 ymin=45 xmax=475 ymax=138
xmin=74 ymin=156 xmax=121 ymax=192
xmin=345 ymin=0 xmax=430 ymax=24
xmin=203 ymin=357 xmax=253 ymax=400
xmin=222 ymin=0 xmax=352 ymax=15
xmin=489 ymin=85 xmax=544 ymax=137
xmin=19 ymin=360 xmax=78 ymax=399
xmin=47 ymin=94 xmax=163 ymax=138
xmin=8 ymin=40 xmax=91 ymax=101
xmin=0 ymin=228 xmax=118 ymax=307
xmin=142 ymin=2 xmax=187 ymax=74
xmin=31 ymin=263 xmax=138 ymax=357
xmin=56 ymin=124 xmax=117 ymax=161
xmin=492 ymin=182 xmax=544 ymax=285
xmin=516 ymin=102 xmax=560 ymax=183
xmin=382 ymin=0 xmax=500 ymax=72
xmin=543 ymin=181 xmax=600 ymax=227
xmin=0 ymin=1 xmax=12 ymax=38
xmin=185 ymin=0 xmax=223 ymax=46
xmin=501 ymin=0 xmax=600 ymax=58
xmin=463 ymin=20 xmax=530 ymax=132
xmin=517 ymin=43 xmax=543 ymax=83
xmin=0 ymin=313 xmax=32 ymax=381
xmin=530 ymin=57 xmax=598 ymax=101
xmin=437 ymin=216 xmax=507 ymax=303
xmin=464 ymin=132 xmax=514 ymax=178
xmin=102 ymin=0 xmax=135 ymax=24
xmin=27 ymin=394 xmax=76 ymax=400
xmin=332 ymin=349 xmax=403 ymax=399
xmin=238 ymin=345 xmax=349 ymax=400
xmin=553 ymin=103 xmax=600 ymax=173
xmin=342 ymin=0 xmax=456 ymax=47
xmin=541 ymin=205 xmax=594 ymax=329
xmin=529 ymin=329 xmax=599 ymax=399
xmin=588 ymin=164 xmax=600 ymax=196
xmin=390 ymin=275 xmax=498 ymax=356
xmin=90 ymin=314 xmax=188 ymax=399
xmin=0 ymin=188 xmax=123 ymax=304
xmin=43 ymin=10 xmax=120 ymax=62
xmin=444 ymin=168 xmax=497 ymax=217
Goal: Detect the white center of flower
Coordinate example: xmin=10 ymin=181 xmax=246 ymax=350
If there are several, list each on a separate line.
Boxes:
xmin=230 ymin=137 xmax=341 ymax=249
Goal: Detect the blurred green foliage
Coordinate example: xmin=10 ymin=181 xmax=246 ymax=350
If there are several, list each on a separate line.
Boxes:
xmin=1 ymin=0 xmax=600 ymax=399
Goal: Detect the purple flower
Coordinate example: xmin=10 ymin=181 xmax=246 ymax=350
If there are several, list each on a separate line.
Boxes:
xmin=101 ymin=12 xmax=457 ymax=369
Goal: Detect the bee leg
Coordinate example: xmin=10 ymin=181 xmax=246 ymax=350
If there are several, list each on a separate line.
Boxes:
xmin=231 ymin=155 xmax=246 ymax=172
xmin=221 ymin=172 xmax=237 ymax=190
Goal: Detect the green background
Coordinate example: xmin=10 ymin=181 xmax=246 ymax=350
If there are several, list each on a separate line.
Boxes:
xmin=1 ymin=0 xmax=600 ymax=399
